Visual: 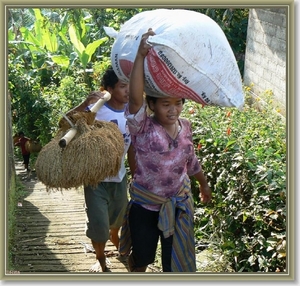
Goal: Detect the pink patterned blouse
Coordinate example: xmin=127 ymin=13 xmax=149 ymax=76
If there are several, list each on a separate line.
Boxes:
xmin=125 ymin=101 xmax=201 ymax=211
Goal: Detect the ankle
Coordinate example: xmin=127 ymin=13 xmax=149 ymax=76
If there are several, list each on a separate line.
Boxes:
xmin=128 ymin=254 xmax=147 ymax=272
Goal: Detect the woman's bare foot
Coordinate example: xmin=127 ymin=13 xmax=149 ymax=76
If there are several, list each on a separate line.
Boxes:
xmin=89 ymin=258 xmax=112 ymax=272
xmin=89 ymin=260 xmax=102 ymax=272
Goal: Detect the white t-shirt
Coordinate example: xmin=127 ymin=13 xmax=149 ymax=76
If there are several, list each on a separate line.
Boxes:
xmin=88 ymin=103 xmax=131 ymax=182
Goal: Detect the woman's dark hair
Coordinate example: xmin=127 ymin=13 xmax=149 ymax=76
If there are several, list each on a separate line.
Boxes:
xmin=145 ymin=95 xmax=185 ymax=106
xmin=100 ymin=66 xmax=119 ymax=90
xmin=18 ymin=131 xmax=24 ymax=136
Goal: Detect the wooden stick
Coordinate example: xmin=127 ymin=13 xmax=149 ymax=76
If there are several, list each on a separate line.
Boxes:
xmin=89 ymin=91 xmax=111 ymax=112
xmin=58 ymin=127 xmax=78 ymax=148
xmin=58 ymin=91 xmax=111 ymax=148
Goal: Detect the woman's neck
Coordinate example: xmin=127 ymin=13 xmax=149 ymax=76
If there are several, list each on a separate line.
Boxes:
xmin=153 ymin=116 xmax=179 ymax=139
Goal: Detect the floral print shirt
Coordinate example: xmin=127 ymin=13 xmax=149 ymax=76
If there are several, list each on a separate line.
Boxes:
xmin=125 ymin=101 xmax=201 ymax=211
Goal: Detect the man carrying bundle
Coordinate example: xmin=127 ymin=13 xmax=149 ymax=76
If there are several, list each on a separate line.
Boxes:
xmin=14 ymin=131 xmax=31 ymax=172
xmin=69 ymin=67 xmax=135 ymax=272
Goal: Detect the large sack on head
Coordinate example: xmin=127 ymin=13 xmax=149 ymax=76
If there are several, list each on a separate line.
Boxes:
xmin=105 ymin=9 xmax=244 ymax=109
xmin=35 ymin=112 xmax=124 ymax=191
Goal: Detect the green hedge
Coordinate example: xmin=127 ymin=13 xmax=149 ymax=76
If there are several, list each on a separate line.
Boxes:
xmin=184 ymin=87 xmax=286 ymax=272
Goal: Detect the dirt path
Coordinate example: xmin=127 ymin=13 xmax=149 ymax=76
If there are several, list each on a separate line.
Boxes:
xmin=13 ymin=160 xmax=159 ymax=273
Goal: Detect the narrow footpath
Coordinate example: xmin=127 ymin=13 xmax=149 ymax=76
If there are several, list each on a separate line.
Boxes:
xmin=13 ymin=160 xmax=159 ymax=273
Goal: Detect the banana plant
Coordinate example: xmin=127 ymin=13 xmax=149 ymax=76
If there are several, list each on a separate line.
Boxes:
xmin=9 ymin=8 xmax=64 ymax=70
xmin=68 ymin=23 xmax=108 ymax=71
xmin=8 ymin=8 xmax=108 ymax=74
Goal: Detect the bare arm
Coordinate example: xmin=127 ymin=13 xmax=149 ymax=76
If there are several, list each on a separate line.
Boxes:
xmin=193 ymin=168 xmax=212 ymax=204
xmin=66 ymin=91 xmax=103 ymax=115
xmin=129 ymin=28 xmax=155 ymax=114
xmin=127 ymin=144 xmax=136 ymax=176
xmin=66 ymin=102 xmax=88 ymax=114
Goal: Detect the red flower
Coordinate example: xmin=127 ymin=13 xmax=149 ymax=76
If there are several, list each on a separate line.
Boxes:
xmin=226 ymin=111 xmax=231 ymax=117
xmin=189 ymin=108 xmax=195 ymax=114
xmin=197 ymin=143 xmax=202 ymax=150
xmin=227 ymin=128 xmax=231 ymax=135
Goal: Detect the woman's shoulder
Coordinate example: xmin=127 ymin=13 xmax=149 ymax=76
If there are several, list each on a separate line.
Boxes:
xmin=179 ymin=117 xmax=191 ymax=127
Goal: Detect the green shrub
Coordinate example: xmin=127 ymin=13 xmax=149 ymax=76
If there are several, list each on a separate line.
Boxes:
xmin=184 ymin=87 xmax=286 ymax=272
xmin=39 ymin=76 xmax=89 ymax=143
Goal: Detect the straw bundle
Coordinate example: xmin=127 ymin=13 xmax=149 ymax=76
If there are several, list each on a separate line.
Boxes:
xmin=13 ymin=134 xmax=20 ymax=145
xmin=35 ymin=111 xmax=124 ymax=191
xmin=25 ymin=139 xmax=42 ymax=153
xmin=58 ymin=110 xmax=96 ymax=130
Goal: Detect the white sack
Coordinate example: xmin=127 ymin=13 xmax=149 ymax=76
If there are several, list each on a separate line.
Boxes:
xmin=105 ymin=9 xmax=244 ymax=109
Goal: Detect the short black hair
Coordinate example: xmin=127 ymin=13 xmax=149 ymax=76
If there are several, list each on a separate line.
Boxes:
xmin=100 ymin=66 xmax=119 ymax=90
xmin=18 ymin=131 xmax=24 ymax=136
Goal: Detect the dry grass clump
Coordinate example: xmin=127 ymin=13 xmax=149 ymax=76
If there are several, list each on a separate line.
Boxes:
xmin=25 ymin=140 xmax=42 ymax=153
xmin=35 ymin=112 xmax=124 ymax=191
xmin=58 ymin=111 xmax=96 ymax=130
xmin=14 ymin=134 xmax=42 ymax=153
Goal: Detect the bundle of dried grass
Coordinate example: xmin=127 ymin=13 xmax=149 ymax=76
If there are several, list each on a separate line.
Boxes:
xmin=25 ymin=139 xmax=42 ymax=153
xmin=35 ymin=111 xmax=124 ymax=191
xmin=58 ymin=111 xmax=96 ymax=131
xmin=13 ymin=134 xmax=20 ymax=145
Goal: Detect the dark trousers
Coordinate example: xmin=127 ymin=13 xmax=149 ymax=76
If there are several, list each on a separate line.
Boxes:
xmin=129 ymin=203 xmax=173 ymax=272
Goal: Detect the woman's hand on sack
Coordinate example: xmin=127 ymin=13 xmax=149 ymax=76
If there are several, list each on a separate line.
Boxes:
xmin=138 ymin=28 xmax=156 ymax=58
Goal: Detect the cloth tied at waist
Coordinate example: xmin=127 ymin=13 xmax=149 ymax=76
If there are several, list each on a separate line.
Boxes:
xmin=119 ymin=175 xmax=196 ymax=272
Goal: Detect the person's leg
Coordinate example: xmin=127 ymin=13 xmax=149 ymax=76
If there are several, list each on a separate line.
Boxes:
xmin=107 ymin=176 xmax=128 ymax=251
xmin=84 ymin=184 xmax=110 ymax=272
xmin=160 ymin=233 xmax=173 ymax=272
xmin=89 ymin=240 xmax=108 ymax=272
xmin=23 ymin=154 xmax=30 ymax=171
xmin=128 ymin=203 xmax=160 ymax=272
xmin=109 ymin=227 xmax=120 ymax=249
xmin=128 ymin=253 xmax=147 ymax=272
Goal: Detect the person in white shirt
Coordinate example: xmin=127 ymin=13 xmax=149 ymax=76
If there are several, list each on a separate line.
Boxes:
xmin=69 ymin=67 xmax=135 ymax=272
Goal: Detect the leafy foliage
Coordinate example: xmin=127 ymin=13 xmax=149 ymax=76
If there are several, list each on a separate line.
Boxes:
xmin=184 ymin=88 xmax=286 ymax=272
xmin=8 ymin=8 xmax=248 ymax=143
